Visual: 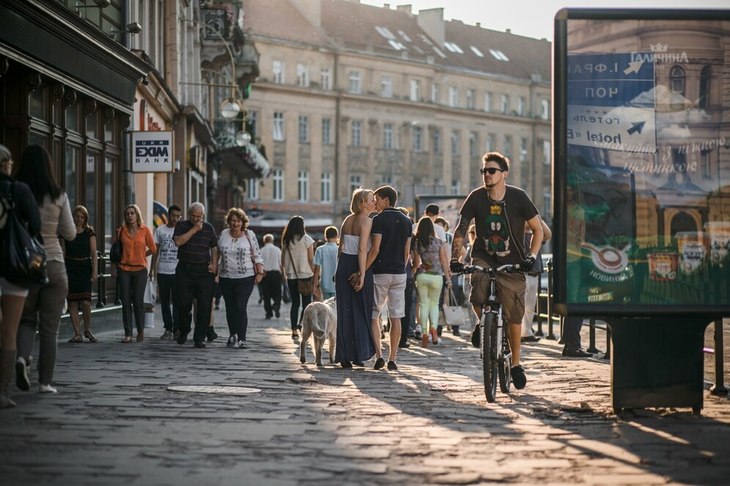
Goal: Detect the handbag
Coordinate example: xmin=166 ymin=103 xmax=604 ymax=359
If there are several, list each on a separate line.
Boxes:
xmin=286 ymin=244 xmax=313 ymax=296
xmin=109 ymin=227 xmax=123 ymax=264
xmin=0 ymin=182 xmax=49 ymax=287
xmin=442 ymin=286 xmax=469 ymax=329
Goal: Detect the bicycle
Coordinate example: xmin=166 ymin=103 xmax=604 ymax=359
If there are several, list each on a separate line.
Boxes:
xmin=455 ymin=263 xmax=522 ymax=403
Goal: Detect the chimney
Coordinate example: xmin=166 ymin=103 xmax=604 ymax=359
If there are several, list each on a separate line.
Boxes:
xmin=476 ymin=22 xmax=481 ymax=28
xmin=384 ymin=3 xmax=390 ymax=8
xmin=396 ymin=4 xmax=412 ymax=14
xmin=292 ymin=0 xmax=322 ymax=28
xmin=417 ymin=8 xmax=445 ymax=45
xmin=506 ymin=28 xmax=511 ymax=34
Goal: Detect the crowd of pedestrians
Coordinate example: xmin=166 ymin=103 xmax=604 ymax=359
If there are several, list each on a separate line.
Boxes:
xmin=0 ymin=146 xmax=595 ymax=410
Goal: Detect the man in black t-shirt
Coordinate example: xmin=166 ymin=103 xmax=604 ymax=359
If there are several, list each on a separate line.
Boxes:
xmin=366 ymin=186 xmax=412 ymax=371
xmin=452 ymin=152 xmax=543 ymax=390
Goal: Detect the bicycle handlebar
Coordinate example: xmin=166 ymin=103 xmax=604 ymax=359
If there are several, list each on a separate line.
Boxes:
xmin=455 ymin=263 xmax=522 ymax=275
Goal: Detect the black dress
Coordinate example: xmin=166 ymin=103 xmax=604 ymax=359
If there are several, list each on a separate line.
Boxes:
xmin=65 ymin=227 xmax=95 ymax=301
xmin=335 ymin=248 xmax=375 ymax=364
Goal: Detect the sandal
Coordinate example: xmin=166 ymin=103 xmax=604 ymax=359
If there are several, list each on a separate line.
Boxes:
xmin=68 ymin=335 xmax=83 ymax=343
xmin=121 ymin=336 xmax=133 ymax=343
xmin=84 ymin=331 xmax=98 ymax=343
xmin=136 ymin=332 xmax=144 ymax=342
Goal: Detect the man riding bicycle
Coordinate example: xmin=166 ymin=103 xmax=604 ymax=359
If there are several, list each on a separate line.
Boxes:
xmin=451 ymin=151 xmax=544 ymax=390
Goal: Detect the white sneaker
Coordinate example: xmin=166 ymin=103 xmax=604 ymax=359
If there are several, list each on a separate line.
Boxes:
xmin=227 ymin=334 xmax=238 ymax=348
xmin=39 ymin=384 xmax=57 ymax=394
xmin=16 ymin=357 xmax=30 ymax=391
xmin=236 ymin=340 xmax=247 ymax=349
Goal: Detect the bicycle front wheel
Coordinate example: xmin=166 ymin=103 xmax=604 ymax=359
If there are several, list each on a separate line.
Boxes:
xmin=482 ymin=313 xmax=498 ymax=402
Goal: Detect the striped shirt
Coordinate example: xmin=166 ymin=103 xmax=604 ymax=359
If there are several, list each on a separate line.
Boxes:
xmin=174 ymin=220 xmax=217 ymax=264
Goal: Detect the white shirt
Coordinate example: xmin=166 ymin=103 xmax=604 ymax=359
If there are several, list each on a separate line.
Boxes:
xmin=154 ymin=224 xmax=178 ymax=275
xmin=260 ymin=242 xmax=282 ymax=272
xmin=217 ymin=229 xmax=263 ymax=279
xmin=283 ymin=234 xmax=314 ymax=279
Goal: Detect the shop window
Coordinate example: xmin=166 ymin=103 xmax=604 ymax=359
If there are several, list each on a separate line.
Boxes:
xmin=85 ymin=152 xmax=98 ymax=225
xmin=29 ymin=87 xmax=45 ymax=119
xmin=85 ymin=110 xmax=98 ymax=139
xmin=65 ymin=145 xmax=80 ymax=207
xmin=104 ymin=156 xmax=114 ymax=250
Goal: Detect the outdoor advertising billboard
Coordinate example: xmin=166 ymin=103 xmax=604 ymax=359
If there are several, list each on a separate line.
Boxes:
xmin=554 ymin=9 xmax=730 ymax=316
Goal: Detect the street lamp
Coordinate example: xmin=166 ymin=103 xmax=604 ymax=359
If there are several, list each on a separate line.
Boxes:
xmin=220 ymin=97 xmax=242 ymax=119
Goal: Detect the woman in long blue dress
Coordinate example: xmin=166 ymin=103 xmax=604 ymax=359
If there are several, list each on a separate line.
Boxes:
xmin=335 ymin=188 xmax=376 ymax=368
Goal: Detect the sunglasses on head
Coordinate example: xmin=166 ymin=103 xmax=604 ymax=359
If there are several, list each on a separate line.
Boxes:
xmin=480 ymin=167 xmax=503 ymax=175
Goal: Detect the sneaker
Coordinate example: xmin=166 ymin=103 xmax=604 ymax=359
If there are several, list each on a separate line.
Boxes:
xmin=160 ymin=330 xmax=173 ymax=340
xmin=227 ymin=335 xmax=238 ymax=348
xmin=176 ymin=332 xmax=188 ymax=345
xmin=398 ymin=341 xmax=410 ymax=349
xmin=436 ymin=325 xmax=443 ymax=337
xmin=521 ymin=335 xmax=541 ymax=343
xmin=274 ymin=310 xmax=280 ymax=318
xmin=511 ymin=365 xmax=527 ymax=390
xmin=387 ymin=361 xmax=398 ymax=371
xmin=562 ymin=348 xmax=592 ymax=358
xmin=206 ymin=328 xmax=218 ymax=343
xmin=194 ymin=341 xmax=206 ymax=349
xmin=236 ymin=340 xmax=247 ymax=349
xmin=16 ymin=357 xmax=30 ymax=391
xmin=470 ymin=326 xmax=481 ymax=348
xmin=39 ymin=383 xmax=57 ymax=394
xmin=374 ymin=357 xmax=386 ymax=370
xmin=452 ymin=326 xmax=461 ymax=337
xmin=414 ymin=329 xmax=422 ymax=340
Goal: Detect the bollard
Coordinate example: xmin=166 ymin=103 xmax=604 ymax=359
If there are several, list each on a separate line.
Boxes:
xmin=96 ymin=251 xmax=106 ymax=308
xmin=710 ymin=319 xmax=728 ymax=395
xmin=587 ymin=317 xmax=599 ymax=353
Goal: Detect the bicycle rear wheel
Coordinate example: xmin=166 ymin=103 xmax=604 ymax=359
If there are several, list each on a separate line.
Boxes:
xmin=482 ymin=313 xmax=498 ymax=402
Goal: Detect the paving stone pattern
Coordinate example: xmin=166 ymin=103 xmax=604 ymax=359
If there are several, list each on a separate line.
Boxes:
xmin=0 ymin=295 xmax=728 ymax=485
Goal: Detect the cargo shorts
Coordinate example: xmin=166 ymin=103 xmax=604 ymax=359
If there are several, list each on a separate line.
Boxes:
xmin=468 ymin=257 xmax=526 ymax=324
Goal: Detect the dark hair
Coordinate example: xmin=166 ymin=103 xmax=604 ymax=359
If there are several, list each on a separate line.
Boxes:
xmin=282 ymin=215 xmax=306 ymax=247
xmin=168 ymin=204 xmax=182 ymax=213
xmin=482 ymin=151 xmax=510 ymax=172
xmin=374 ymin=185 xmax=398 ymax=207
xmin=16 ymin=144 xmax=62 ymax=203
xmin=425 ymin=203 xmax=439 ymax=216
xmin=324 ymin=225 xmax=338 ymax=239
xmin=415 ymin=216 xmax=435 ymax=251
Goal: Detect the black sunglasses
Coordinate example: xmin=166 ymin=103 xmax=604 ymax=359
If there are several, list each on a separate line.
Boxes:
xmin=480 ymin=167 xmax=503 ymax=175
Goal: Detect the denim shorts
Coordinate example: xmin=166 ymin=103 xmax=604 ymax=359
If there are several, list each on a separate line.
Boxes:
xmin=0 ymin=277 xmax=30 ymax=297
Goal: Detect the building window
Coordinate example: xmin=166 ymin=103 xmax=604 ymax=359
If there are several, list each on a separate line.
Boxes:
xmin=273 ymin=60 xmax=285 ymax=84
xmin=466 ymin=89 xmax=475 ymax=110
xmin=699 ymin=66 xmax=711 ymax=110
xmin=486 ymin=133 xmax=496 ymax=152
xmin=321 ymin=172 xmax=332 ymax=202
xmin=247 ymin=178 xmax=259 ymax=200
xmin=298 ymin=115 xmax=309 ymax=144
xmin=349 ymin=174 xmax=362 ymax=194
xmin=543 ymin=140 xmax=551 ymax=165
xmin=272 ymin=169 xmax=284 ymax=201
xmin=518 ymin=96 xmax=526 ymax=116
xmin=541 ymin=99 xmax=550 ymax=120
xmin=449 ymin=86 xmax=458 ymax=107
xmin=500 ymin=94 xmax=509 ymax=113
xmin=410 ymin=79 xmax=421 ymax=102
xmin=484 ymin=92 xmax=492 ymax=112
xmin=273 ymin=112 xmax=284 ymax=141
xmin=503 ymin=135 xmax=513 ymax=158
xmin=701 ymin=149 xmax=711 ymax=178
xmin=381 ymin=76 xmax=393 ymax=98
xmin=431 ymin=83 xmax=439 ymax=103
xmin=670 ymin=65 xmax=685 ymax=96
xmin=451 ymin=180 xmax=459 ymax=195
xmin=348 ymin=70 xmax=362 ymax=94
xmin=469 ymin=131 xmax=477 ymax=158
xmin=432 ymin=128 xmax=442 ymax=154
xmin=383 ymin=124 xmax=394 ymax=149
xmin=249 ymin=111 xmax=258 ymax=137
xmin=520 ymin=137 xmax=529 ymax=162
xmin=412 ymin=126 xmax=422 ymax=152
xmin=451 ymin=130 xmax=459 ymax=156
xmin=351 ymin=120 xmax=362 ymax=147
xmin=296 ymin=64 xmax=309 ymax=87
xmin=321 ymin=68 xmax=332 ymax=90
xmin=298 ymin=170 xmax=309 ymax=202
xmin=322 ymin=117 xmax=332 ymax=145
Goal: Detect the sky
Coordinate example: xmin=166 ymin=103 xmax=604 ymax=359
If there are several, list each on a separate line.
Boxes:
xmin=359 ymin=0 xmax=730 ymax=41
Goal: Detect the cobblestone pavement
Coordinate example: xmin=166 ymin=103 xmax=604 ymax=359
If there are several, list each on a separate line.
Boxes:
xmin=0 ymin=297 xmax=728 ymax=485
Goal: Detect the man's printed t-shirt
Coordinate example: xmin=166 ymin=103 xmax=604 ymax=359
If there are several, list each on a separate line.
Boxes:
xmin=458 ymin=185 xmax=538 ymax=266
xmin=371 ymin=207 xmax=413 ymax=275
xmin=154 ymin=225 xmax=178 ymax=275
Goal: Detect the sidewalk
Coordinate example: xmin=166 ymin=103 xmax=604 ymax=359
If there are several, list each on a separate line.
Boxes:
xmin=0 ymin=292 xmax=728 ymax=485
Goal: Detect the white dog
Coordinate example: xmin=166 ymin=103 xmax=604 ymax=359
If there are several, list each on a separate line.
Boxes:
xmin=299 ymin=297 xmax=337 ymax=366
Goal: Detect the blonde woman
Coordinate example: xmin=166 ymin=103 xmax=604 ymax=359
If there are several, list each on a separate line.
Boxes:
xmin=334 ymin=188 xmax=376 ymax=368
xmin=65 ymin=205 xmax=98 ymax=343
xmin=112 ymin=204 xmax=156 ymax=343
xmin=216 ymin=208 xmax=264 ymax=349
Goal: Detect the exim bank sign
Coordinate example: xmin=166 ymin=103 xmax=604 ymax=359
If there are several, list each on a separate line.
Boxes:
xmin=132 ymin=131 xmax=173 ymax=173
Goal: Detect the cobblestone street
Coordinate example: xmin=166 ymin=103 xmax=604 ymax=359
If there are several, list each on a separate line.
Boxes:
xmin=0 ymin=297 xmax=728 ymax=485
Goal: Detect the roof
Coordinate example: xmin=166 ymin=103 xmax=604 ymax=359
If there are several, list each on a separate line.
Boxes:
xmin=243 ymin=0 xmax=551 ymax=83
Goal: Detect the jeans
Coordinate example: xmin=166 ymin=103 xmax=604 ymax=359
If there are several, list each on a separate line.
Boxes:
xmin=157 ymin=273 xmax=177 ymax=332
xmin=175 ymin=262 xmax=215 ymax=343
xmin=118 ymin=268 xmax=148 ymax=337
xmin=415 ymin=272 xmax=443 ymax=333
xmin=219 ymin=276 xmax=255 ymax=341
xmin=261 ymin=271 xmax=282 ymax=317
xmin=287 ymin=279 xmax=312 ymax=331
xmin=17 ymin=260 xmax=68 ymax=385
xmin=563 ymin=317 xmax=585 ymax=351
xmin=400 ymin=275 xmax=415 ymax=344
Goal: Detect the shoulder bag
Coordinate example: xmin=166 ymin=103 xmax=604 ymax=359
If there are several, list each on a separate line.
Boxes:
xmin=0 ymin=182 xmax=49 ymax=287
xmin=442 ymin=285 xmax=469 ymax=330
xmin=109 ymin=227 xmax=123 ymax=264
